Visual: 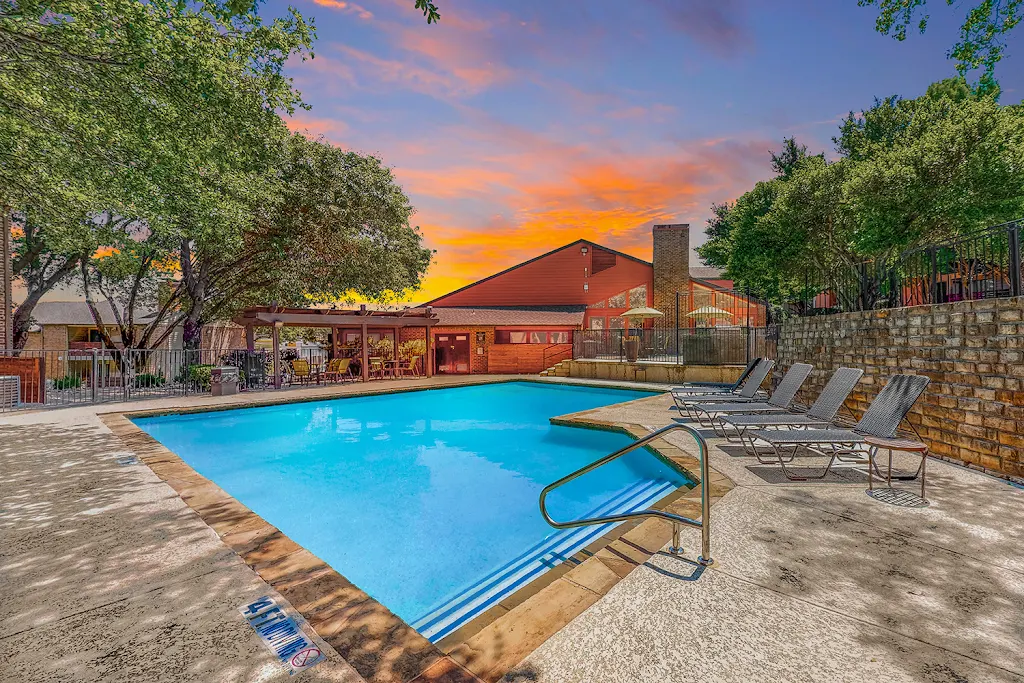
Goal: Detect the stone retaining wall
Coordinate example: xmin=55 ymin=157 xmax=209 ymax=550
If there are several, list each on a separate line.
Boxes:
xmin=777 ymin=296 xmax=1024 ymax=477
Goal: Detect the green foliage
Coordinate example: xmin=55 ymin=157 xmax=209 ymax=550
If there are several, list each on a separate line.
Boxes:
xmin=135 ymin=372 xmax=166 ymax=387
xmin=186 ymin=364 xmax=214 ymax=390
xmin=414 ymin=0 xmax=441 ymax=23
xmin=859 ymin=0 xmax=1022 ymax=83
xmin=52 ymin=375 xmax=82 ymax=390
xmin=698 ymin=79 xmax=1024 ymax=301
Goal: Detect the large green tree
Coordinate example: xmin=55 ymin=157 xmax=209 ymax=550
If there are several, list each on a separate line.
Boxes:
xmin=1 ymin=0 xmax=314 ymax=347
xmin=699 ymin=78 xmax=1024 ymax=302
xmin=81 ymin=134 xmax=433 ymax=350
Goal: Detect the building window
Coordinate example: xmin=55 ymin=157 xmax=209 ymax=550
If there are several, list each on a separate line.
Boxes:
xmin=609 ymin=316 xmax=625 ymax=330
xmin=607 ymin=292 xmax=627 ymax=308
xmin=495 ymin=330 xmax=572 ymax=344
xmin=589 ymin=317 xmax=605 ymax=330
xmin=629 ymin=285 xmax=647 ymax=308
xmin=588 ymin=299 xmax=606 ymax=309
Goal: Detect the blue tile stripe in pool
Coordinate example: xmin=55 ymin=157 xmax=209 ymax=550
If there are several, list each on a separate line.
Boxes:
xmin=411 ymin=478 xmax=677 ymax=642
xmin=132 ymin=381 xmax=689 ymax=642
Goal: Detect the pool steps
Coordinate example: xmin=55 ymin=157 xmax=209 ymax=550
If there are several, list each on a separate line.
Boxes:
xmin=411 ymin=477 xmax=679 ymax=642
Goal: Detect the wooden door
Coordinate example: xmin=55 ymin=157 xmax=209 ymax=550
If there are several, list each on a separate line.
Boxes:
xmin=435 ymin=334 xmax=471 ymax=374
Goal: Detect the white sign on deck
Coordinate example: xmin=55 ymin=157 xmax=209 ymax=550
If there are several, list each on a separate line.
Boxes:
xmin=240 ymin=596 xmax=326 ymax=676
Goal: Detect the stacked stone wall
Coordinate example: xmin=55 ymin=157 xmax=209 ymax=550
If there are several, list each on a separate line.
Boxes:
xmin=778 ymin=297 xmax=1024 ymax=477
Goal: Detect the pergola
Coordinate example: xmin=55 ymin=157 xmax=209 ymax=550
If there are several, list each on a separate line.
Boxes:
xmin=233 ymin=305 xmax=440 ymax=386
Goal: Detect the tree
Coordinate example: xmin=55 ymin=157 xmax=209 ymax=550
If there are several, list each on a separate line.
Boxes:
xmin=9 ymin=211 xmax=94 ymax=348
xmin=859 ymin=0 xmax=1022 ymax=85
xmin=697 ymin=137 xmax=818 ymax=297
xmin=82 ymin=133 xmax=433 ymax=350
xmin=699 ymin=80 xmax=1024 ymax=301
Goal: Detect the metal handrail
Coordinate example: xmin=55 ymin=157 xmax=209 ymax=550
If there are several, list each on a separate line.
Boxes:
xmin=539 ymin=422 xmax=712 ymax=566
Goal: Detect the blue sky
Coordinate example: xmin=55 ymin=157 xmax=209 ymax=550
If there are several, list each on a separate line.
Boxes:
xmin=270 ymin=0 xmax=1023 ymax=300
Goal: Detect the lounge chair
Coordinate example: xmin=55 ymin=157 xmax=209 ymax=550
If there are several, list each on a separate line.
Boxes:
xmin=672 ymin=359 xmax=775 ymax=412
xmin=746 ymin=374 xmax=931 ymax=480
xmin=679 ymin=363 xmax=814 ymax=431
xmin=719 ymin=367 xmax=864 ymax=450
xmin=670 ymin=357 xmax=762 ymax=396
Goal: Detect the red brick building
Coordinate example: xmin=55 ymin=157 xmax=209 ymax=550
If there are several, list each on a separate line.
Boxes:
xmin=424 ymin=224 xmax=760 ymax=375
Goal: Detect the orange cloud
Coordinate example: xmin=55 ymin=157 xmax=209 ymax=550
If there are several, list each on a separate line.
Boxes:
xmin=309 ymin=0 xmax=373 ymax=20
xmin=390 ymin=128 xmax=771 ymax=303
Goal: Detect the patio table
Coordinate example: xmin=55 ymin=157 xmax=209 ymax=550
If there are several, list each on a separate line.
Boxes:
xmin=866 ymin=435 xmax=929 ymax=502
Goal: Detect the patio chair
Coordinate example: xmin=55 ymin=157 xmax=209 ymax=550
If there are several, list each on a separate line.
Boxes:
xmin=671 ymin=359 xmax=775 ymax=412
xmin=745 ymin=374 xmax=931 ymax=480
xmin=368 ymin=356 xmax=385 ymax=379
xmin=322 ymin=358 xmax=354 ymax=383
xmin=290 ymin=358 xmax=313 ymax=385
xmin=398 ymin=355 xmax=421 ymax=378
xmin=670 ymin=357 xmax=761 ymax=396
xmin=679 ymin=363 xmax=814 ymax=431
xmin=718 ymin=367 xmax=864 ymax=450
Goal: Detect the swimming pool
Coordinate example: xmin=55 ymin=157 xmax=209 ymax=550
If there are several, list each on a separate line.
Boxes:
xmin=133 ymin=381 xmax=690 ymax=642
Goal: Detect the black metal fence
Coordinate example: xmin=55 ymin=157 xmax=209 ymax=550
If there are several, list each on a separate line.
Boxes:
xmin=795 ymin=220 xmax=1022 ymax=315
xmin=0 ymin=347 xmax=328 ymax=411
xmin=573 ymin=327 xmax=768 ymax=366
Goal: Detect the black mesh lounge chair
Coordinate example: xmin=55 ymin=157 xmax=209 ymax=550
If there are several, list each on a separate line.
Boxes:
xmin=746 ymin=374 xmax=931 ymax=480
xmin=680 ymin=363 xmax=814 ymax=431
xmin=670 ymin=357 xmax=761 ymax=396
xmin=672 ymin=359 xmax=775 ymax=412
xmin=719 ymin=367 xmax=864 ymax=450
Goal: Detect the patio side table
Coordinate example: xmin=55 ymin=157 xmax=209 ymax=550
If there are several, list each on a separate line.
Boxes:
xmin=865 ymin=436 xmax=929 ymax=501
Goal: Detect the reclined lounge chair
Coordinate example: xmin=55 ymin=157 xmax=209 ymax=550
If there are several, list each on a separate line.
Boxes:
xmin=672 ymin=359 xmax=775 ymax=412
xmin=679 ymin=363 xmax=814 ymax=432
xmin=719 ymin=367 xmax=864 ymax=450
xmin=670 ymin=357 xmax=762 ymax=396
xmin=746 ymin=374 xmax=930 ymax=480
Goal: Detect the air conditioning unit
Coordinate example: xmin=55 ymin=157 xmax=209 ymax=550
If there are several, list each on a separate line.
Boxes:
xmin=0 ymin=376 xmax=20 ymax=410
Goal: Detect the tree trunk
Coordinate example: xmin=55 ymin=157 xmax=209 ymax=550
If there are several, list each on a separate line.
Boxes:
xmin=183 ymin=318 xmax=203 ymax=349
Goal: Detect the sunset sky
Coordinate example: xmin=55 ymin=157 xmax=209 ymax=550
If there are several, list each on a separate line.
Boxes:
xmin=274 ymin=0 xmax=1024 ymax=303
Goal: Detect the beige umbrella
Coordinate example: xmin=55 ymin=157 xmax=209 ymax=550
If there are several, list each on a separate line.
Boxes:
xmin=621 ymin=307 xmax=663 ymax=334
xmin=686 ymin=305 xmax=732 ymax=321
xmin=621 ymin=306 xmax=663 ymax=321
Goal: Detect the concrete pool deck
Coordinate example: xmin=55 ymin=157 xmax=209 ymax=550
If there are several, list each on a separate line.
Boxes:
xmin=2 ymin=377 xmax=1022 ymax=682
xmin=504 ymin=393 xmax=1024 ymax=683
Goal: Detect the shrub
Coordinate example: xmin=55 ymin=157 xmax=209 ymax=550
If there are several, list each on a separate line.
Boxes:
xmin=52 ymin=375 xmax=82 ymax=390
xmin=186 ymin=364 xmax=214 ymax=390
xmin=135 ymin=372 xmax=166 ymax=387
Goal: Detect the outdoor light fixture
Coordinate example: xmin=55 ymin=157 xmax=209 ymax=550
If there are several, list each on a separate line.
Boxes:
xmin=581 ymin=246 xmax=588 ymax=254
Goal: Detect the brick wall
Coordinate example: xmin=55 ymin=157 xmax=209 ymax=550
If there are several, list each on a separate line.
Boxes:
xmin=777 ymin=296 xmax=1024 ymax=477
xmin=433 ymin=326 xmax=492 ymax=373
xmin=652 ymin=224 xmax=690 ymax=328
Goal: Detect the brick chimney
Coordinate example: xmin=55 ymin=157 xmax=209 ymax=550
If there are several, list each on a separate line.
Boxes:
xmin=652 ymin=224 xmax=690 ymax=328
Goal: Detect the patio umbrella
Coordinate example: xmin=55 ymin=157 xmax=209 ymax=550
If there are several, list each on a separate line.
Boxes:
xmin=621 ymin=306 xmax=664 ymax=322
xmin=686 ymin=305 xmax=732 ymax=322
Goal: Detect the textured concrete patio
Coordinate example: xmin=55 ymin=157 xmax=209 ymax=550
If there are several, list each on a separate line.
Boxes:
xmin=503 ymin=393 xmax=1024 ymax=683
xmin=2 ymin=379 xmax=1022 ymax=682
xmin=0 ymin=376 xmax=513 ymax=683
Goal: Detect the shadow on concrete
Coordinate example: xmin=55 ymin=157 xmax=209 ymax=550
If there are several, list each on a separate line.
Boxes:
xmin=0 ymin=422 xmax=359 ymax=682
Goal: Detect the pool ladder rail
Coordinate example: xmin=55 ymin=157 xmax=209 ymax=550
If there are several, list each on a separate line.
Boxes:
xmin=539 ymin=423 xmax=712 ymax=566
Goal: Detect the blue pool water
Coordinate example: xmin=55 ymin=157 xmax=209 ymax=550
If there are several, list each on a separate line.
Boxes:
xmin=134 ymin=381 xmax=689 ymax=641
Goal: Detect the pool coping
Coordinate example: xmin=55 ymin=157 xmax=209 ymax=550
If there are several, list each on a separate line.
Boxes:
xmin=100 ymin=383 xmax=734 ymax=683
